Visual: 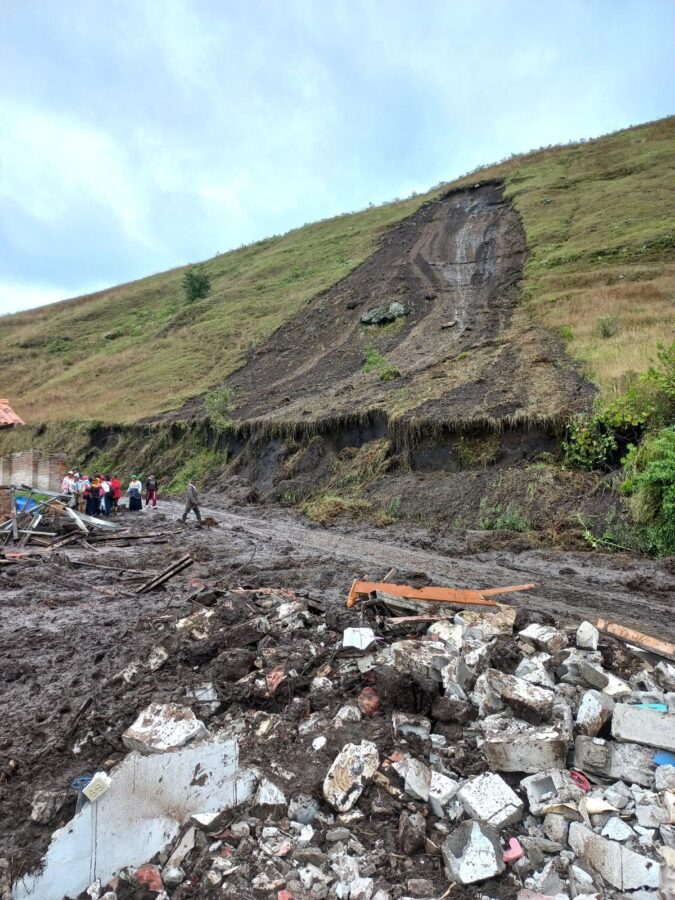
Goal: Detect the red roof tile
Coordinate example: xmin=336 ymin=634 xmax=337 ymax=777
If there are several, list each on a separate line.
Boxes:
xmin=0 ymin=400 xmax=25 ymax=427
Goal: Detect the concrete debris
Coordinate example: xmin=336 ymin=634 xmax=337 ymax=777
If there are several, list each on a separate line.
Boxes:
xmin=13 ymin=579 xmax=675 ymax=900
xmin=576 ymin=621 xmax=600 ymax=651
xmin=612 ymin=703 xmax=675 ymax=752
xmin=576 ymin=689 xmax=615 ymax=736
xmin=458 ymin=772 xmax=523 ymax=830
xmin=519 ymin=623 xmax=569 ymax=653
xmin=122 ymin=702 xmax=208 ymax=754
xmin=442 ymin=820 xmax=505 ymax=884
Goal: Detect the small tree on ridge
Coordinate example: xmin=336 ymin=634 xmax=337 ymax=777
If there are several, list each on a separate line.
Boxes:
xmin=183 ymin=265 xmax=211 ymax=304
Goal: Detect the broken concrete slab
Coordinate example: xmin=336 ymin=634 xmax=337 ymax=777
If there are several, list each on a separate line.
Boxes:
xmin=392 ymin=640 xmax=452 ymax=683
xmin=441 ymin=821 xmax=505 ymax=884
xmin=458 ymin=772 xmax=524 ymax=830
xmin=13 ymin=735 xmax=256 ymax=900
xmin=428 ymin=771 xmax=460 ymax=818
xmin=519 ymin=623 xmax=568 ymax=654
xmin=656 ymin=766 xmax=675 ymax=791
xmin=520 ymin=769 xmax=585 ymax=816
xmin=568 ymin=822 xmax=660 ymax=890
xmin=30 ymin=790 xmax=67 ymax=825
xmin=612 ymin=704 xmax=675 ymax=752
xmin=481 ymin=714 xmax=568 ymax=773
xmin=323 ymin=741 xmax=379 ymax=812
xmin=392 ymin=712 xmax=431 ymax=740
xmin=393 ymin=756 xmax=432 ymax=801
xmin=602 ymin=816 xmax=635 ymax=841
xmin=514 ymin=653 xmax=555 ymax=689
xmin=574 ymin=735 xmax=655 ymax=787
xmin=576 ymin=689 xmax=615 ymax=737
xmin=485 ymin=668 xmax=554 ymax=721
xmin=122 ymin=702 xmax=208 ymax=754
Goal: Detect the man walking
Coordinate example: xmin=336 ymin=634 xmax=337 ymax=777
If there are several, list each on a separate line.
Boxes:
xmin=145 ymin=474 xmax=158 ymax=508
xmin=181 ymin=479 xmax=202 ymax=526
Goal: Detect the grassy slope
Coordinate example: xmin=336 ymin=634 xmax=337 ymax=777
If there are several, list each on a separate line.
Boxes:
xmin=1 ymin=116 xmax=673 ymax=425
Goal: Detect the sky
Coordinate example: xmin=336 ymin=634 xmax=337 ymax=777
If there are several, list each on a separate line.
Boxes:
xmin=0 ymin=0 xmax=674 ymax=315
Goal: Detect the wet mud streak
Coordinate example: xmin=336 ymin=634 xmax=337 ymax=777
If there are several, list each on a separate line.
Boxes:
xmin=224 ymin=183 xmax=534 ymax=422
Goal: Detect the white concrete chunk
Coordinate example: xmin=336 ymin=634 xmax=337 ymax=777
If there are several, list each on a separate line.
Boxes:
xmin=520 ymin=769 xmax=584 ymax=815
xmin=568 ymin=822 xmax=660 ymax=890
xmin=481 ymin=714 xmax=568 ymax=773
xmin=441 ymin=821 xmax=505 ymax=884
xmin=392 ymin=712 xmax=431 ymax=739
xmin=458 ymin=772 xmax=523 ymax=830
xmin=519 ymin=623 xmax=568 ymax=653
xmin=656 ymin=765 xmax=675 ymax=791
xmin=122 ymin=703 xmax=208 ymax=755
xmin=514 ymin=653 xmax=555 ymax=689
xmin=655 ymin=662 xmax=675 ymax=692
xmin=612 ymin=704 xmax=675 ymax=752
xmin=485 ymin=669 xmax=554 ymax=720
xmin=393 ymin=756 xmax=432 ymax=801
xmin=428 ymin=771 xmax=460 ymax=818
xmin=576 ymin=689 xmax=614 ymax=737
xmin=602 ymin=816 xmax=635 ymax=841
xmin=576 ymin=621 xmax=599 ymax=651
xmin=323 ymin=741 xmax=379 ymax=812
xmin=574 ymin=735 xmax=655 ymax=787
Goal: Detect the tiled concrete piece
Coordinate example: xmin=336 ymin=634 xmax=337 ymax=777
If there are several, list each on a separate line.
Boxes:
xmin=323 ymin=741 xmax=379 ymax=812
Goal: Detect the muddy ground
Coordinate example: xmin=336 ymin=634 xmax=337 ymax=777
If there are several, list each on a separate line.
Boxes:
xmin=1 ymin=496 xmax=673 ymax=882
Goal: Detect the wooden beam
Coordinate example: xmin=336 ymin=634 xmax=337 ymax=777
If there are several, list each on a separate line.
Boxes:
xmin=596 ymin=617 xmax=675 ymax=662
xmin=346 ymin=579 xmax=535 ymax=609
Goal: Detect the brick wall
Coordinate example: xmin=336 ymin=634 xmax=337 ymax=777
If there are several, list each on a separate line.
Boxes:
xmin=0 ymin=451 xmax=68 ymax=491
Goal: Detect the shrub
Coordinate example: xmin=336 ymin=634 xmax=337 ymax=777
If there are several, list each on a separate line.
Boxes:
xmin=362 ymin=346 xmax=400 ymax=381
xmin=621 ymin=426 xmax=675 ymax=554
xmin=205 ymin=387 xmax=234 ymax=429
xmin=182 ymin=265 xmax=211 ymax=304
xmin=479 ymin=501 xmax=531 ymax=532
xmin=597 ymin=316 xmax=617 ymax=339
xmin=562 ymin=416 xmax=617 ymax=470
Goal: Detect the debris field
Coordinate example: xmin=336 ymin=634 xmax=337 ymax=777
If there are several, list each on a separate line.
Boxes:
xmin=1 ymin=499 xmax=675 ymax=900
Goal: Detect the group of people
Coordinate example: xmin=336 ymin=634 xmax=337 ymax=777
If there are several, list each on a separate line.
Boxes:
xmin=60 ymin=471 xmax=159 ymax=516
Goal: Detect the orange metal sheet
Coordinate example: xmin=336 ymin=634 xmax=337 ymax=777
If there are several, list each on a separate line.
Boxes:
xmin=346 ymin=579 xmax=535 ymax=609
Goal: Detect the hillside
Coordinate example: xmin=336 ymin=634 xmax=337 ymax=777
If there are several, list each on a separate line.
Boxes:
xmin=1 ymin=116 xmax=674 ymax=425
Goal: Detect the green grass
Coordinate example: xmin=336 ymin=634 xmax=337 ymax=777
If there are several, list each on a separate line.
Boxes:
xmin=1 ymin=117 xmax=674 ymax=424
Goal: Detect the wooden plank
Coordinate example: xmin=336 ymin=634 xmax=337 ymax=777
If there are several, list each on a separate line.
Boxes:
xmin=136 ymin=554 xmax=193 ymax=594
xmin=9 ymin=487 xmax=19 ymax=542
xmin=346 ymin=579 xmax=535 ymax=609
xmin=596 ymin=617 xmax=675 ymax=662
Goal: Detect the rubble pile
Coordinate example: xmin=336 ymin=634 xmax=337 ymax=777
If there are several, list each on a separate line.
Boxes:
xmin=11 ymin=586 xmax=675 ymax=900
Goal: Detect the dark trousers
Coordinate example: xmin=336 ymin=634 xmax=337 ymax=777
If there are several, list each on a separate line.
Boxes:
xmin=182 ymin=502 xmax=202 ymax=523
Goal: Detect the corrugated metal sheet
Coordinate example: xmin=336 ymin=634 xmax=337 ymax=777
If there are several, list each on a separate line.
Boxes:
xmin=0 ymin=399 xmax=25 ymax=427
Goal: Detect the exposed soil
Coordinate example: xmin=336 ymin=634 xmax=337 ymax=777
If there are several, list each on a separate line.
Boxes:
xmin=184 ymin=182 xmax=593 ymax=427
xmin=1 ymin=497 xmax=673 ymax=884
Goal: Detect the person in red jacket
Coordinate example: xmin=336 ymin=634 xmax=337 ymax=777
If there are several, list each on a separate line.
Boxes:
xmin=110 ymin=475 xmax=122 ymax=512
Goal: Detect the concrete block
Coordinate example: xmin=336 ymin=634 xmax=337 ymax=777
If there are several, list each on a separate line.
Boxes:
xmin=656 ymin=765 xmax=675 ymax=791
xmin=576 ymin=621 xmax=599 ymax=651
xmin=520 ymin=769 xmax=584 ymax=816
xmin=655 ymin=662 xmax=675 ymax=692
xmin=428 ymin=620 xmax=465 ymax=652
xmin=574 ymin=735 xmax=655 ymax=787
xmin=392 ymin=712 xmax=431 ymax=739
xmin=485 ymin=669 xmax=554 ymax=721
xmin=392 ymin=640 xmax=453 ymax=683
xmin=519 ymin=623 xmax=568 ymax=653
xmin=441 ymin=821 xmax=505 ymax=884
xmin=576 ymin=690 xmax=614 ymax=737
xmin=612 ymin=704 xmax=675 ymax=752
xmin=122 ymin=703 xmax=208 ymax=754
xmin=428 ymin=771 xmax=460 ymax=817
xmin=393 ymin=756 xmax=432 ymax=801
xmin=568 ymin=822 xmax=660 ymax=890
xmin=481 ymin=714 xmax=568 ymax=773
xmin=514 ymin=653 xmax=555 ymax=689
xmin=601 ymin=817 xmax=635 ymax=841
xmin=323 ymin=741 xmax=379 ymax=812
xmin=458 ymin=772 xmax=523 ymax=830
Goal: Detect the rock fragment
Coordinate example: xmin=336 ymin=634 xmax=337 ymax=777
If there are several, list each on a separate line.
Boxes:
xmin=441 ymin=821 xmax=505 ymax=884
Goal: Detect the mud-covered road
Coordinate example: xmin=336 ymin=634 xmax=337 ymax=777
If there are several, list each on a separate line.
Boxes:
xmin=1 ymin=498 xmax=673 ymax=877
